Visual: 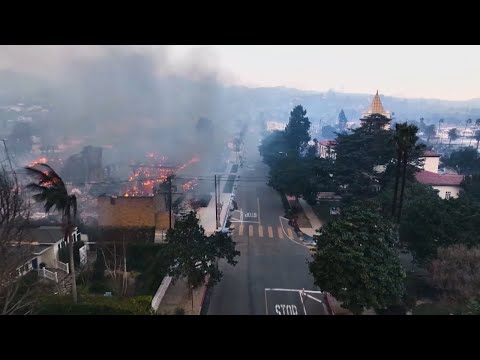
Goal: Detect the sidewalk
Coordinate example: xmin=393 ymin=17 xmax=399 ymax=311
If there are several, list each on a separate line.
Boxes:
xmin=297 ymin=198 xmax=325 ymax=237
xmin=156 ymin=277 xmax=208 ymax=315
xmin=197 ymin=193 xmax=217 ymax=235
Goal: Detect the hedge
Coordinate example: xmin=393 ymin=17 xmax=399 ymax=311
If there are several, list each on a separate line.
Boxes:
xmin=38 ymin=295 xmax=154 ymax=315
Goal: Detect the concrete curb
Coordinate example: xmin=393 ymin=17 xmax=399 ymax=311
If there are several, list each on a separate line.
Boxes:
xmin=324 ymin=292 xmax=335 ymax=315
xmin=198 ymin=275 xmax=211 ymax=315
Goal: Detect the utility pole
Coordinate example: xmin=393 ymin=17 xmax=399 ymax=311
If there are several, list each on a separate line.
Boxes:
xmin=214 ymin=174 xmax=218 ymax=229
xmin=2 ymin=139 xmax=17 ymax=188
xmin=168 ymin=175 xmax=172 ymax=230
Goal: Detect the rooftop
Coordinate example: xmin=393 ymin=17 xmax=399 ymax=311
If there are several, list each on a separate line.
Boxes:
xmin=423 ymin=150 xmax=440 ymax=157
xmin=318 ymin=140 xmax=336 ymax=147
xmin=23 ymin=226 xmax=65 ymax=244
xmin=362 ymin=90 xmax=391 ymax=118
xmin=415 ymin=170 xmax=464 ymax=186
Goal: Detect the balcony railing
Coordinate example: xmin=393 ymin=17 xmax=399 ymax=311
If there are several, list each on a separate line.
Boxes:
xmin=54 ymin=260 xmax=69 ymax=274
xmin=38 ymin=268 xmax=58 ymax=283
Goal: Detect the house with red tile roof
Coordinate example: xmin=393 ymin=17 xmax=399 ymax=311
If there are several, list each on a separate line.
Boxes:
xmin=415 ymin=150 xmax=464 ymax=199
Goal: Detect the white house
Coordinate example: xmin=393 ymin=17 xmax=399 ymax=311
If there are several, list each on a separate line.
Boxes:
xmin=317 ymin=140 xmax=337 ymax=160
xmin=415 ymin=150 xmax=464 ymax=199
xmin=15 ymin=226 xmax=82 ymax=282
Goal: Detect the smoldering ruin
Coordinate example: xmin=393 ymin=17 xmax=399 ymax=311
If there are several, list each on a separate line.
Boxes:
xmin=0 ymin=46 xmax=245 ymax=225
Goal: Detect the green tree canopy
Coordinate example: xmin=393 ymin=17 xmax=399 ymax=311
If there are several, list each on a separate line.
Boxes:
xmin=268 ymin=156 xmax=334 ymax=203
xmin=462 ymin=174 xmax=480 ymax=205
xmin=163 ymin=212 xmax=240 ymax=289
xmin=334 ymin=119 xmax=394 ymax=198
xmin=442 ymin=147 xmax=480 ymax=175
xmin=399 ymin=184 xmax=480 ymax=264
xmin=309 ymin=202 xmax=405 ymax=314
xmin=258 ymin=130 xmax=288 ymax=167
xmin=284 ymin=105 xmax=311 ymax=155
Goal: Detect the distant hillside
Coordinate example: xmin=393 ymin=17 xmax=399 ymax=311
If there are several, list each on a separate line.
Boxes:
xmin=0 ymin=70 xmax=478 ymax=129
xmin=222 ymin=85 xmax=480 ymax=126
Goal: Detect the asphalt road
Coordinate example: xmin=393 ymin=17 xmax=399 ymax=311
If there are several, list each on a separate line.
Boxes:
xmin=207 ymin=131 xmax=327 ymax=315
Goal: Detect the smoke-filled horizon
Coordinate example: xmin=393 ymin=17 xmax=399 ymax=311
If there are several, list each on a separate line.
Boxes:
xmin=0 ymin=45 xmax=239 ymax=174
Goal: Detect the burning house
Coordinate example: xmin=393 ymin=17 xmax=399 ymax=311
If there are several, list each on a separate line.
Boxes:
xmin=96 ymin=152 xmax=201 ymax=243
xmin=123 ymin=153 xmax=199 ymax=197
xmin=62 ymin=145 xmax=103 ymax=184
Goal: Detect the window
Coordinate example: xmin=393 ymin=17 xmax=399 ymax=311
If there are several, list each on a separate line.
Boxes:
xmin=445 ymin=191 xmax=451 ymax=199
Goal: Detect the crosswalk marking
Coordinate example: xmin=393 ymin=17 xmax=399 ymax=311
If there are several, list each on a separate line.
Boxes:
xmin=287 ymin=228 xmax=294 ymax=239
xmin=233 ymin=224 xmax=294 ymax=240
xmin=268 ymin=226 xmax=273 ymax=238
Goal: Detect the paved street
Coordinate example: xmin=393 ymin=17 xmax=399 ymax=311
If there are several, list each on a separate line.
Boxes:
xmin=207 ymin=131 xmax=327 ymax=315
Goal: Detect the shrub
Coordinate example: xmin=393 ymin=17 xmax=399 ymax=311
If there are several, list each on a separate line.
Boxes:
xmin=92 ymin=256 xmax=106 ymax=282
xmin=89 ymin=281 xmax=111 ymax=294
xmin=431 ymin=245 xmax=480 ymax=304
xmin=412 ymin=303 xmax=452 ymax=315
xmin=127 ymin=243 xmax=164 ymax=272
xmin=38 ymin=295 xmax=153 ymax=315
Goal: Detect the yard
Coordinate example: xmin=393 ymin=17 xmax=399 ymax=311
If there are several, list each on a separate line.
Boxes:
xmin=37 ymin=242 xmax=168 ymax=314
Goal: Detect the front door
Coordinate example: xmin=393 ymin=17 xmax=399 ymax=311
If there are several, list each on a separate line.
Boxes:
xmin=31 ymin=258 xmax=38 ymax=270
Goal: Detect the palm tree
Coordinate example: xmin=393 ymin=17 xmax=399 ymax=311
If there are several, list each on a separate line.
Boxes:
xmin=470 ymin=119 xmax=480 ymax=146
xmin=424 ymin=124 xmax=436 ymax=145
xmin=419 ymin=117 xmax=426 ymax=132
xmin=391 ymin=124 xmax=403 ymax=218
xmin=464 ymin=118 xmax=472 ymax=144
xmin=393 ymin=123 xmax=419 ymax=224
xmin=475 ymin=130 xmax=480 ymax=151
xmin=448 ymin=128 xmax=459 ymax=145
xmin=25 ymin=163 xmax=78 ymax=303
xmin=437 ymin=119 xmax=444 ymax=144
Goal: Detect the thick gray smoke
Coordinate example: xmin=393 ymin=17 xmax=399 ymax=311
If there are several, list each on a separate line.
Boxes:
xmin=0 ymin=45 xmax=236 ymax=173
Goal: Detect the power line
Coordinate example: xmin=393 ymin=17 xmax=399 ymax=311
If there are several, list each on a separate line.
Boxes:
xmin=19 ymin=175 xmax=271 ymax=187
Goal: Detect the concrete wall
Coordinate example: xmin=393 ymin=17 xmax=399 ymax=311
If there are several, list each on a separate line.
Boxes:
xmin=432 ymin=185 xmax=461 ymax=199
xmin=155 ymin=211 xmax=173 ymax=230
xmin=423 ymin=157 xmax=440 ymax=173
xmin=98 ymin=197 xmax=156 ymax=227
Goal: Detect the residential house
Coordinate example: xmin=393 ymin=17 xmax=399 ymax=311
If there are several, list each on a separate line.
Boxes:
xmin=97 ymin=195 xmax=173 ymax=242
xmin=415 ymin=150 xmax=464 ymax=199
xmin=317 ymin=140 xmax=337 ymax=160
xmin=15 ymin=226 xmax=81 ymax=282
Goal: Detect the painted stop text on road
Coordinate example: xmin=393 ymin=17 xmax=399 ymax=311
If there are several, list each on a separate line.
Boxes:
xmin=265 ymin=288 xmax=329 ymax=315
xmin=244 ymin=212 xmax=257 ymax=218
xmin=275 ymin=304 xmax=298 ymax=315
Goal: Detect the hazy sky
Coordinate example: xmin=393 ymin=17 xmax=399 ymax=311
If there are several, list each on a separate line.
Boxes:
xmin=169 ymin=45 xmax=480 ymax=101
xmin=0 ymin=45 xmax=479 ymax=101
